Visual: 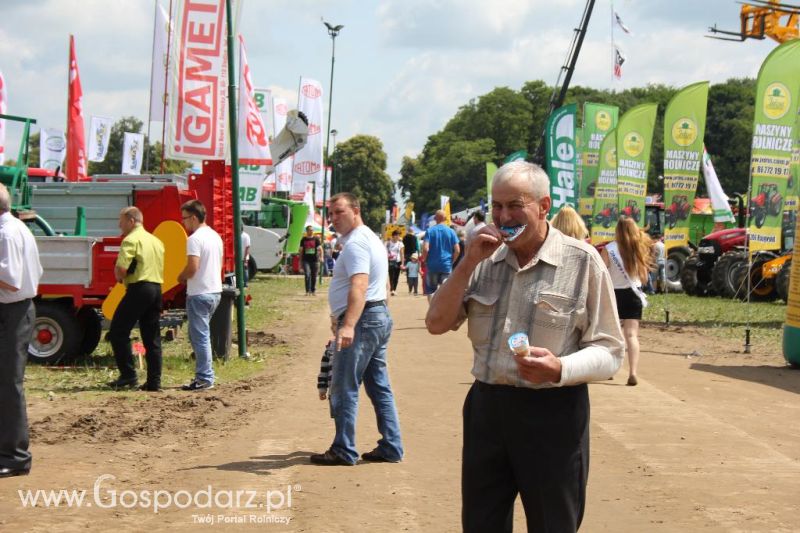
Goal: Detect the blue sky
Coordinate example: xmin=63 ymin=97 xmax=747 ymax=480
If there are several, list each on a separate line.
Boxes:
xmin=0 ymin=0 xmax=779 ymax=184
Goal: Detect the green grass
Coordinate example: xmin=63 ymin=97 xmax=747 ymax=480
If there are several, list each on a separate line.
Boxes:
xmin=25 ymin=275 xmax=323 ymax=398
xmin=643 ymin=293 xmax=787 ymax=352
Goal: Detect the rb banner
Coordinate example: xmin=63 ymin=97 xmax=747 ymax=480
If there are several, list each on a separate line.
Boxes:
xmin=590 ymin=128 xmax=618 ymax=245
xmin=616 ymin=103 xmax=658 ymax=228
xmin=580 ymin=103 xmax=618 ymax=216
xmin=545 ymin=103 xmax=578 ymax=217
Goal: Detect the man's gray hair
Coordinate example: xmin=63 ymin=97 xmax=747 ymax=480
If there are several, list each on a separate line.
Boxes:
xmin=0 ymin=183 xmax=10 ymax=213
xmin=492 ymin=161 xmax=550 ymax=201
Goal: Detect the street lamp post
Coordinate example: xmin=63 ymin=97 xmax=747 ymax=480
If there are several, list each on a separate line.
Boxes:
xmin=330 ymin=128 xmax=338 ymax=193
xmin=320 ymin=21 xmax=343 ymax=284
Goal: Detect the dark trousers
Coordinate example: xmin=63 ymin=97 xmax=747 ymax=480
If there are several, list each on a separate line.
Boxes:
xmin=407 ymin=276 xmax=418 ymax=294
xmin=462 ymin=381 xmax=589 ymax=533
xmin=303 ymin=259 xmax=318 ymax=294
xmin=108 ymin=282 xmax=162 ymax=385
xmin=388 ymin=262 xmax=401 ymax=292
xmin=0 ymin=299 xmax=35 ymax=471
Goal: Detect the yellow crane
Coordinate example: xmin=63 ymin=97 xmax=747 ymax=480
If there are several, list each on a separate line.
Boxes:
xmin=708 ymin=0 xmax=800 ymax=43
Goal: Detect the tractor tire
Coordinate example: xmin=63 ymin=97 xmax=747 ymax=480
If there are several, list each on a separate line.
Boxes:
xmin=77 ymin=307 xmax=102 ymax=356
xmin=734 ymin=257 xmax=778 ymax=302
xmin=776 ymin=259 xmax=791 ymax=303
xmin=711 ymin=250 xmax=748 ymax=299
xmin=754 ymin=209 xmax=767 ymax=228
xmin=29 ymin=301 xmax=81 ymax=365
xmin=680 ymin=254 xmax=711 ymax=296
xmin=665 ymin=247 xmax=690 ymax=292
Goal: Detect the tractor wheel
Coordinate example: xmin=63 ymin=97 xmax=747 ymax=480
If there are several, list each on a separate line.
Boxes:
xmin=711 ymin=250 xmax=748 ymax=298
xmin=776 ymin=259 xmax=791 ymax=303
xmin=754 ymin=209 xmax=767 ymax=228
xmin=734 ymin=257 xmax=778 ymax=302
xmin=665 ymin=247 xmax=690 ymax=292
xmin=77 ymin=307 xmax=102 ymax=356
xmin=29 ymin=301 xmax=81 ymax=365
xmin=680 ymin=254 xmax=710 ymax=296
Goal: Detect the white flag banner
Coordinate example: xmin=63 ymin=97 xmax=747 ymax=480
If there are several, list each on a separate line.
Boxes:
xmin=316 ymin=166 xmax=331 ymax=204
xmin=304 ymin=182 xmax=316 ymax=227
xmin=149 ymin=2 xmax=171 ymax=122
xmin=702 ymin=147 xmax=735 ymax=223
xmin=40 ymin=128 xmax=67 ymax=171
xmin=88 ymin=116 xmax=113 ymax=162
xmin=614 ymin=11 xmax=632 ymax=35
xmin=253 ymin=87 xmax=273 ymax=141
xmin=167 ymin=0 xmax=228 ymax=161
xmin=0 ymin=70 xmax=6 ymax=165
xmin=237 ymin=35 xmax=271 ymax=165
xmin=293 ymin=77 xmax=323 ymax=188
xmin=122 ymin=132 xmax=145 ymax=174
xmin=440 ymin=195 xmax=450 ymax=210
xmin=272 ymin=97 xmax=292 ymax=192
xmin=239 ymin=171 xmax=265 ymax=211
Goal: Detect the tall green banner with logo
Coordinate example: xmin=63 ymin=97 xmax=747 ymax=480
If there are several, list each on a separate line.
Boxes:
xmin=616 ymin=103 xmax=658 ymax=228
xmin=545 ymin=103 xmax=578 ymax=217
xmin=663 ymin=82 xmax=709 ymax=250
xmin=749 ymin=40 xmax=800 ymax=252
xmin=590 ymin=128 xmax=618 ymax=245
xmin=581 ymin=103 xmax=619 ymax=217
xmin=575 ymin=126 xmax=583 ymax=207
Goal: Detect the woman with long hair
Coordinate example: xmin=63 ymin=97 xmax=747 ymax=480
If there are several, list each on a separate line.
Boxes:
xmin=600 ymin=216 xmax=653 ymax=386
xmin=550 ymin=205 xmax=589 ymax=240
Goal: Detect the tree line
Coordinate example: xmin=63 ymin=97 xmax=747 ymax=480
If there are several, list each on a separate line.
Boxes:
xmin=400 ymin=78 xmax=757 ymax=215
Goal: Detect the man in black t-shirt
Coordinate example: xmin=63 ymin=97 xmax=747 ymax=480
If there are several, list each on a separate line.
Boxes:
xmin=402 ymin=227 xmax=418 ymax=263
xmin=299 ymin=225 xmax=322 ymax=295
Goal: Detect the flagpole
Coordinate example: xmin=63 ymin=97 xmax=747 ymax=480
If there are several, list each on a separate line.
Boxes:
xmin=160 ymin=0 xmax=174 ymax=173
xmin=226 ymin=0 xmax=247 ymax=358
xmin=610 ymin=0 xmax=615 ymax=85
xmin=66 ymin=35 xmax=72 ymax=180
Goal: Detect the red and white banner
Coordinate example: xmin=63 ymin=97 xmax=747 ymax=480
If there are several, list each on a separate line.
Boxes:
xmin=237 ymin=35 xmax=271 ymax=165
xmin=0 ymin=70 xmax=6 ymax=165
xmin=149 ymin=2 xmax=172 ymax=122
xmin=66 ymin=35 xmax=87 ymax=181
xmin=293 ymin=77 xmax=323 ymax=191
xmin=167 ymin=0 xmax=228 ymax=161
xmin=272 ymin=96 xmax=292 ymax=192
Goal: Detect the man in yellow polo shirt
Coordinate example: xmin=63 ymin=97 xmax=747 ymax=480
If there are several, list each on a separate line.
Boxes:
xmin=108 ymin=207 xmax=165 ymax=391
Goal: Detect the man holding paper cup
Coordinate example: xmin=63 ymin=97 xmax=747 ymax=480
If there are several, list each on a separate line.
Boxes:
xmin=426 ymin=161 xmax=624 ymax=533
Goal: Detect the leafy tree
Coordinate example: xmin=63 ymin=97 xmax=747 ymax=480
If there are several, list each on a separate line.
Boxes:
xmin=330 ymin=134 xmax=394 ymax=231
xmin=397 ymin=155 xmax=419 ymax=198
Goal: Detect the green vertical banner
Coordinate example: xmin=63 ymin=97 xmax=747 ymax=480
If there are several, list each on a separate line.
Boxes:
xmin=503 ymin=150 xmax=527 ymax=164
xmin=616 ymin=103 xmax=658 ymax=228
xmin=785 ymin=116 xmax=800 ymax=212
xmin=575 ymin=126 xmax=583 ymax=208
xmin=663 ymin=82 xmax=709 ymax=250
xmin=591 ymin=128 xmax=618 ymax=245
xmin=545 ymin=103 xmax=578 ymax=217
xmin=486 ymin=162 xmax=497 ymax=223
xmin=749 ymin=40 xmax=800 ymax=252
xmin=580 ymin=103 xmax=619 ymax=216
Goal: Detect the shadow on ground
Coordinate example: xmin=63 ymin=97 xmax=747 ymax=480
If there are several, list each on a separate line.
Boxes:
xmin=188 ymin=451 xmax=315 ymax=476
xmin=689 ymin=362 xmax=800 ymax=395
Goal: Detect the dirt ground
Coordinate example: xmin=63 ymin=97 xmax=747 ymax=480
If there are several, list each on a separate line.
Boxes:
xmin=2 ymin=290 xmax=799 ymax=532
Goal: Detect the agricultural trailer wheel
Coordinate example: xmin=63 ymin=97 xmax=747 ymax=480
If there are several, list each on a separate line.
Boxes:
xmin=77 ymin=307 xmax=102 ymax=356
xmin=29 ymin=301 xmax=81 ymax=365
xmin=680 ymin=254 xmax=711 ymax=296
xmin=776 ymin=259 xmax=791 ymax=303
xmin=665 ymin=246 xmax=690 ymax=292
xmin=711 ymin=250 xmax=748 ymax=299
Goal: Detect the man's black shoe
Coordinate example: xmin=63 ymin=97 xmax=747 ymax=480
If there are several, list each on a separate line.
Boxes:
xmin=138 ymin=383 xmax=162 ymax=392
xmin=0 ymin=467 xmax=30 ymax=478
xmin=107 ymin=377 xmax=138 ymax=390
xmin=361 ymin=449 xmax=401 ymax=463
xmin=309 ymin=449 xmax=354 ymax=466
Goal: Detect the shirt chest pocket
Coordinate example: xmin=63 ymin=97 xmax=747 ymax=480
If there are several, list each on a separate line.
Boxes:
xmin=466 ymin=296 xmax=497 ymax=347
xmin=529 ymin=293 xmax=576 ymax=357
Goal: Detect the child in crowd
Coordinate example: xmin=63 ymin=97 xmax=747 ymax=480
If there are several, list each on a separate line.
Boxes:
xmin=405 ymin=253 xmax=420 ymax=295
xmin=317 ymin=341 xmax=334 ymax=416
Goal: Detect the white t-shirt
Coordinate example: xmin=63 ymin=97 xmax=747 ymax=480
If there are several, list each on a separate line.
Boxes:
xmin=241 ymin=231 xmax=251 ymax=261
xmin=386 ymin=240 xmax=403 ymax=263
xmin=328 ymin=225 xmax=388 ymax=317
xmin=0 ymin=212 xmax=43 ymax=303
xmin=186 ymin=225 xmax=223 ymax=296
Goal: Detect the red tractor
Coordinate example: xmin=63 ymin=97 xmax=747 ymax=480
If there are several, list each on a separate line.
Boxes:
xmin=665 ymin=194 xmax=691 ymax=229
xmin=620 ymin=199 xmax=641 ymax=222
xmin=750 ymin=182 xmax=783 ymax=228
xmin=594 ymin=203 xmax=618 ymax=228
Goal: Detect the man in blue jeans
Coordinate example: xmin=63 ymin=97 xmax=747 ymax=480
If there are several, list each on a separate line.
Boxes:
xmin=310 ymin=192 xmax=403 ymax=466
xmin=178 ymin=200 xmax=223 ymax=391
xmin=421 ymin=210 xmax=459 ymax=300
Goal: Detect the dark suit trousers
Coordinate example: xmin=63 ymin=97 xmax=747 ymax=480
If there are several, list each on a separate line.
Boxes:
xmin=0 ymin=299 xmax=35 ymax=471
xmin=108 ymin=282 xmax=162 ymax=385
xmin=462 ymin=381 xmax=590 ymax=533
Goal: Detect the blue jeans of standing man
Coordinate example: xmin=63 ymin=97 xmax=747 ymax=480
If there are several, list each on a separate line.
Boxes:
xmin=187 ymin=293 xmax=221 ymax=384
xmin=330 ymin=305 xmax=403 ymax=464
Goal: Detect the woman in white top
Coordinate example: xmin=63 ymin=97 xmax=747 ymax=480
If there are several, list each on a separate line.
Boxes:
xmin=386 ymin=230 xmax=404 ymax=296
xmin=600 ymin=216 xmax=653 ymax=386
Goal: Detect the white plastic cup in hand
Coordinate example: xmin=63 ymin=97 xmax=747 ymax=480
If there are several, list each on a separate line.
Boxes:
xmin=508 ymin=332 xmax=530 ymax=356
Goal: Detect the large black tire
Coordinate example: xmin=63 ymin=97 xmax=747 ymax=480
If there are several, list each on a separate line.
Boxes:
xmin=734 ymin=257 xmax=778 ymax=302
xmin=77 ymin=307 xmax=102 ymax=356
xmin=711 ymin=250 xmax=748 ymax=299
xmin=680 ymin=254 xmax=711 ymax=296
xmin=665 ymin=247 xmax=690 ymax=292
xmin=247 ymin=256 xmax=258 ymax=281
xmin=754 ymin=209 xmax=767 ymax=228
xmin=776 ymin=259 xmax=791 ymax=303
xmin=29 ymin=301 xmax=81 ymax=365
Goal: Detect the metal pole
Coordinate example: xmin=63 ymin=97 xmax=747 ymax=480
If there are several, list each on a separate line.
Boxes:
xmin=160 ymin=0 xmax=174 ymax=174
xmin=226 ymin=0 xmax=247 ymax=358
xmin=321 ymin=22 xmax=342 ymax=284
